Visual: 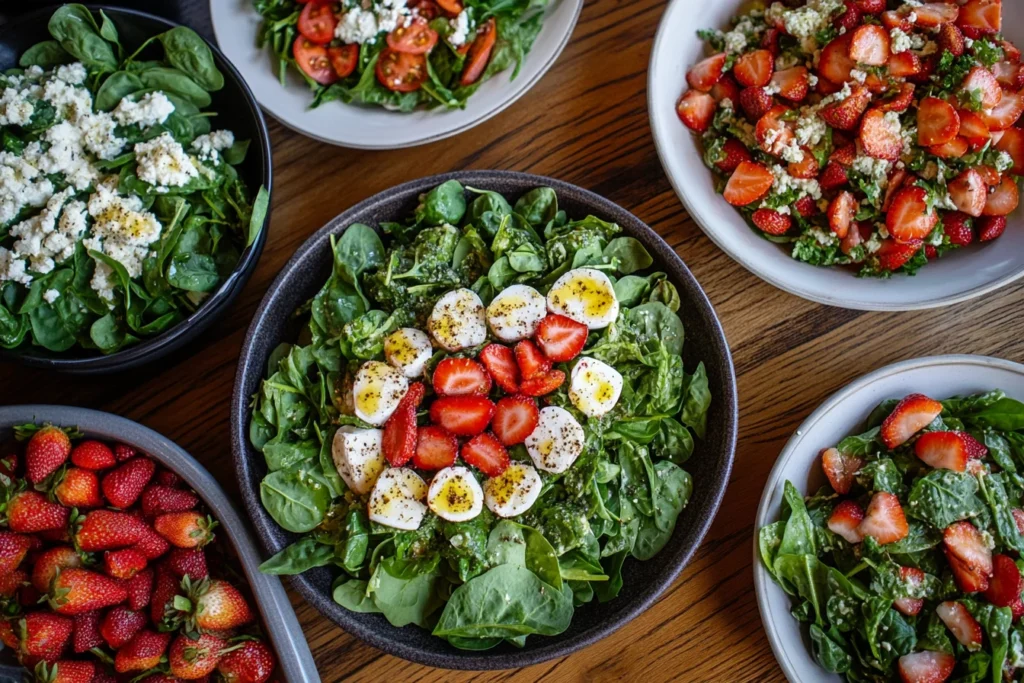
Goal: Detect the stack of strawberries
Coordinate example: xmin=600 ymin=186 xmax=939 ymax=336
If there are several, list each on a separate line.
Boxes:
xmin=0 ymin=425 xmax=276 ymax=683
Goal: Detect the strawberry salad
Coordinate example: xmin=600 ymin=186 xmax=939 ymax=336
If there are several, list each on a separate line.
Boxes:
xmin=0 ymin=426 xmax=277 ymax=683
xmin=677 ymin=0 xmax=1023 ymax=277
xmin=760 ymin=390 xmax=1024 ymax=682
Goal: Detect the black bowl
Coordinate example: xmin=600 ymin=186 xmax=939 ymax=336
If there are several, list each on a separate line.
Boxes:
xmin=230 ymin=171 xmax=738 ymax=669
xmin=0 ymin=5 xmax=271 ymax=374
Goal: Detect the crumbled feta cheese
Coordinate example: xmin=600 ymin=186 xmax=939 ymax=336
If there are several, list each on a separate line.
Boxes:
xmin=720 ymin=97 xmax=734 ymax=110
xmin=964 ymin=37 xmax=975 ymax=48
xmin=795 ymin=114 xmax=827 ymax=146
xmin=780 ymin=141 xmax=805 ymax=163
xmin=763 ymin=82 xmax=781 ymax=96
xmin=85 ymin=178 xmax=163 ymax=300
xmin=0 ymin=247 xmax=31 ymax=286
xmin=191 ymin=130 xmax=235 ymax=163
xmin=134 ymin=133 xmax=199 ymax=188
xmin=853 ymin=155 xmax=892 ymax=188
xmin=43 ymin=289 xmax=60 ymax=304
xmin=890 ymin=29 xmax=911 ymax=54
xmin=850 ymin=69 xmax=867 ymax=83
xmin=771 ymin=164 xmax=822 ymax=200
xmin=113 ymin=92 xmax=174 ymax=128
xmin=336 ymin=0 xmax=410 ymax=43
xmin=882 ymin=111 xmax=902 ymax=138
xmin=55 ymin=63 xmax=87 ymax=85
xmin=0 ymin=152 xmax=54 ymax=227
xmin=773 ymin=0 xmax=844 ymax=53
xmin=995 ymin=150 xmax=1014 ymax=173
xmin=809 ymin=227 xmax=838 ymax=246
xmin=865 ymin=233 xmax=882 ymax=253
xmin=8 ymin=188 xmax=81 ymax=275
xmin=0 ymin=87 xmax=34 ymax=126
xmin=448 ymin=10 xmax=472 ymax=47
xmin=901 ymin=126 xmax=917 ymax=155
xmin=808 ymin=73 xmax=818 ymax=87
xmin=724 ymin=28 xmax=748 ymax=54
xmin=80 ymin=112 xmax=125 ymax=161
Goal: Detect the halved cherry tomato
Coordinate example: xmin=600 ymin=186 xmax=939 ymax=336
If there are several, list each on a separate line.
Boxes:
xmin=459 ymin=17 xmax=496 ymax=86
xmin=436 ymin=0 xmax=463 ymax=15
xmin=376 ymin=48 xmax=428 ymax=92
xmin=297 ymin=2 xmax=337 ymax=45
xmin=328 ymin=44 xmax=359 ymax=78
xmin=293 ymin=37 xmax=338 ymax=85
xmin=387 ymin=17 xmax=438 ymax=55
xmin=408 ymin=0 xmax=440 ymax=20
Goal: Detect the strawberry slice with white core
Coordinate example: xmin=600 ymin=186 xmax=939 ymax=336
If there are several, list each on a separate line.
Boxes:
xmin=881 ymin=394 xmax=943 ymax=448
xmin=819 ymin=34 xmax=856 ymax=85
xmin=944 ymin=520 xmax=993 ymax=593
xmin=929 ymin=137 xmax=969 ymax=159
xmin=981 ymin=90 xmax=1024 ymax=131
xmin=432 ymin=358 xmax=492 ymax=396
xmin=936 ymin=601 xmax=983 ymax=650
xmin=947 ymin=168 xmax=988 ymax=217
xmin=490 ymin=395 xmax=540 ymax=446
xmin=894 ymin=567 xmax=925 ymax=616
xmin=770 ymin=67 xmax=809 ymax=102
xmin=914 ymin=431 xmax=968 ymax=472
xmin=917 ymin=97 xmax=960 ymax=146
xmin=886 ymin=186 xmax=939 ymax=244
xmin=912 ymin=2 xmax=959 ymax=28
xmin=677 ymin=90 xmax=716 ymax=133
xmin=898 ymin=651 xmax=955 ymax=683
xmin=857 ymin=492 xmax=909 ymax=545
xmin=961 ymin=66 xmax=1003 ymax=110
xmin=686 ymin=52 xmax=727 ymax=92
xmin=860 ymin=109 xmax=903 ymax=161
xmin=876 ymin=239 xmax=923 ymax=271
xmin=828 ymin=500 xmax=865 ymax=544
xmin=956 ymin=111 xmax=990 ymax=147
xmin=982 ymin=175 xmax=1019 ymax=216
xmin=755 ymin=105 xmax=795 ymax=155
xmin=733 ymin=49 xmax=774 ymax=88
xmin=982 ymin=554 xmax=1024 ymax=608
xmin=723 ymin=161 xmax=774 ymax=207
xmin=993 ymin=61 xmax=1024 ymax=90
xmin=534 ymin=314 xmax=588 ymax=362
xmin=827 ymin=191 xmax=857 ymax=238
xmin=820 ymin=84 xmax=871 ymax=131
xmin=888 ymin=52 xmax=922 ymax=78
xmin=878 ymin=82 xmax=916 ymax=113
xmin=849 ymin=24 xmax=890 ymax=65
xmin=956 ymin=0 xmax=1001 ymax=38
xmin=994 ymin=127 xmax=1024 ymax=174
xmin=821 ymin=447 xmax=864 ymax=495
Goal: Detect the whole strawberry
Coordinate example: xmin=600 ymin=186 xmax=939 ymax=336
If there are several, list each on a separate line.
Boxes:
xmin=100 ymin=606 xmax=147 ymax=649
xmin=7 ymin=491 xmax=69 ymax=534
xmin=0 ymin=569 xmax=27 ymax=597
xmin=154 ymin=511 xmax=217 ymax=549
xmin=54 ymin=468 xmax=103 ymax=509
xmin=0 ymin=531 xmax=32 ymax=574
xmin=31 ymin=547 xmax=82 ymax=593
xmin=101 ymin=457 xmax=155 ymax=509
xmin=104 ymin=548 xmax=147 ymax=579
xmin=124 ymin=567 xmax=154 ymax=612
xmin=141 ymin=485 xmax=198 ymax=519
xmin=150 ymin=567 xmax=181 ymax=628
xmin=112 ymin=443 xmax=137 ymax=462
xmin=217 ymin=639 xmax=275 ymax=683
xmin=166 ymin=548 xmax=208 ymax=580
xmin=114 ymin=629 xmax=171 ymax=673
xmin=74 ymin=510 xmax=147 ymax=552
xmin=70 ymin=440 xmax=116 ymax=471
xmin=132 ymin=525 xmax=171 ymax=560
xmin=18 ymin=611 xmax=73 ymax=665
xmin=71 ymin=610 xmax=103 ymax=653
xmin=34 ymin=660 xmax=95 ymax=683
xmin=25 ymin=426 xmax=71 ymax=484
xmin=48 ymin=568 xmax=127 ymax=615
xmin=184 ymin=578 xmax=253 ymax=632
xmin=0 ymin=619 xmax=17 ymax=649
xmin=169 ymin=632 xmax=226 ymax=679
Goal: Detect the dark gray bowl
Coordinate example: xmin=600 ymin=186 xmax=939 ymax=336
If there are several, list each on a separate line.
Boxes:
xmin=0 ymin=406 xmax=319 ymax=682
xmin=0 ymin=5 xmax=271 ymax=374
xmin=230 ymin=171 xmax=738 ymax=670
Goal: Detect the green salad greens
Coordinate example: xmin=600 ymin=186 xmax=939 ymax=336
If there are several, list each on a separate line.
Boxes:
xmin=760 ymin=390 xmax=1024 ymax=682
xmin=252 ymin=180 xmax=712 ymax=650
xmin=0 ymin=5 xmax=267 ymax=355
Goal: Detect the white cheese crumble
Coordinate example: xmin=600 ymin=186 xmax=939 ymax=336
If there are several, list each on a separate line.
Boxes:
xmin=850 ymin=69 xmax=867 ymax=83
xmin=113 ymin=92 xmax=175 ymax=128
xmin=890 ymin=29 xmax=911 ymax=54
xmin=8 ymin=188 xmax=80 ymax=274
xmin=809 ymin=227 xmax=838 ymax=245
xmin=191 ymin=130 xmax=235 ymax=163
xmin=780 ymin=140 xmax=805 ymax=163
xmin=995 ymin=151 xmax=1014 ymax=173
xmin=448 ymin=10 xmax=472 ymax=47
xmin=770 ymin=164 xmax=822 ymax=200
xmin=795 ymin=114 xmax=827 ymax=146
xmin=0 ymin=87 xmax=34 ymax=126
xmin=336 ymin=0 xmax=410 ymax=44
xmin=134 ymin=133 xmax=199 ymax=188
xmin=43 ymin=289 xmax=60 ymax=304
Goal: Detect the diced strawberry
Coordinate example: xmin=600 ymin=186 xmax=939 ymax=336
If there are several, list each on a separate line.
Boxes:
xmin=908 ymin=54 xmax=939 ymax=85
xmin=936 ymin=601 xmax=983 ymax=650
xmin=956 ymin=0 xmax=1000 ymax=38
xmin=491 ymin=395 xmax=540 ymax=446
xmin=761 ymin=27 xmax=780 ymax=55
xmin=915 ymin=431 xmax=968 ymax=471
xmin=966 ymin=458 xmax=987 ymax=476
xmin=460 ymin=432 xmax=510 ymax=477
xmin=821 ymin=447 xmax=864 ymax=495
xmin=881 ymin=394 xmax=944 ymax=448
xmin=976 ymin=164 xmax=1002 ymax=186
xmin=937 ymin=23 xmax=965 ymax=57
xmin=819 ymin=162 xmax=849 ymax=191
xmin=841 ymin=221 xmax=871 ymax=258
xmin=827 ymin=500 xmax=864 ymax=544
xmin=944 ymin=520 xmax=993 ymax=593
xmin=686 ymin=52 xmax=727 ymax=92
xmin=381 ymin=382 xmax=424 ymax=467
xmin=432 ymin=358 xmax=491 ymax=396
xmin=881 ymin=10 xmax=913 ymax=33
xmin=751 ymin=208 xmax=792 ymax=235
xmin=857 ymin=492 xmax=909 ymax=545
xmin=962 ymin=67 xmax=1003 ymax=110
xmin=834 ymin=1 xmax=860 ymax=33
xmin=929 ymin=137 xmax=969 ymax=158
xmin=894 ymin=567 xmax=925 ymax=616
xmin=994 ymin=127 xmax=1024 ymax=173
xmin=855 ymin=0 xmax=885 ymax=13
xmin=918 ymin=96 xmax=961 ymax=146
xmin=946 ymin=168 xmax=988 ymax=217
xmin=883 ymin=169 xmax=909 ymax=212
xmin=819 ymin=34 xmax=856 ymax=85
xmin=898 ymin=651 xmax=956 ymax=683
xmin=913 ymin=2 xmax=959 ymax=28
xmin=770 ymin=66 xmax=810 ymax=102
xmin=820 ymin=84 xmax=871 ymax=131
xmin=793 ymin=196 xmax=817 ymax=218
xmin=981 ymin=90 xmax=1024 ymax=131
xmin=710 ymin=74 xmax=741 ymax=104
xmin=886 ymin=186 xmax=939 ymax=244
xmin=958 ymin=432 xmax=988 ymax=460
xmin=830 ymin=143 xmax=857 ymax=167
xmin=816 ymin=76 xmax=843 ymax=96
xmin=977 ymin=215 xmax=1007 ymax=241
xmin=733 ymin=49 xmax=774 ymax=88
xmin=864 ymin=71 xmax=889 ymax=95
xmin=983 ymin=176 xmax=1019 ymax=216
xmin=534 ymin=314 xmax=588 ymax=362
xmin=714 ymin=138 xmax=752 ymax=174
xmin=943 ymin=211 xmax=975 ymax=246
xmin=519 ymin=370 xmax=566 ymax=397
xmin=860 ymin=108 xmax=903 ymax=161
xmin=1000 ymin=38 xmax=1021 ymax=64
xmin=993 ymin=61 xmax=1024 ymax=91
xmin=888 ymin=51 xmax=922 ymax=78
xmin=1014 ymin=508 xmax=1024 ymax=536
xmin=787 ymin=146 xmax=819 ymax=179
xmin=677 ymin=90 xmax=716 ymax=132
xmin=850 ymin=24 xmax=890 ymax=66
xmin=480 ymin=343 xmax=519 ymax=393
xmin=755 ymin=105 xmax=795 ymax=155
xmin=723 ymin=161 xmax=774 ymax=206
xmin=983 ymin=554 xmax=1024 ymax=608
xmin=827 ymin=192 xmax=857 ymax=239
xmin=412 ymin=425 xmax=458 ymax=470
xmin=429 ymin=395 xmax=495 ymax=436
xmin=739 ymin=86 xmax=773 ymax=121
xmin=957 ymin=111 xmax=991 ymax=148
xmin=514 ymin=339 xmax=551 ymax=380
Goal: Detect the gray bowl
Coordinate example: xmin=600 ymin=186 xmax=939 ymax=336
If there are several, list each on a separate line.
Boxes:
xmin=230 ymin=170 xmax=738 ymax=670
xmin=0 ymin=406 xmax=319 ymax=683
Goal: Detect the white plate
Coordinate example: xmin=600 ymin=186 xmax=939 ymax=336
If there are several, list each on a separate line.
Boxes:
xmin=753 ymin=354 xmax=1024 ymax=682
xmin=648 ymin=0 xmax=1024 ymax=311
xmin=211 ymin=0 xmax=582 ymax=149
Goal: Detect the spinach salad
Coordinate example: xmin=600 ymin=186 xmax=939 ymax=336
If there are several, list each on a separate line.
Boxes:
xmin=761 ymin=390 xmax=1024 ymax=682
xmin=0 ymin=5 xmax=268 ymax=355
xmin=253 ymin=180 xmax=712 ymax=650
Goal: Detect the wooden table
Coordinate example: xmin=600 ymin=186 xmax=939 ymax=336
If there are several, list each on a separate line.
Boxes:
xmin=4 ymin=0 xmax=1024 ymax=680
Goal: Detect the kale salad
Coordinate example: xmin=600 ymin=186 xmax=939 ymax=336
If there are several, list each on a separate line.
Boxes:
xmin=253 ymin=0 xmax=549 ymax=111
xmin=252 ymin=180 xmax=712 ymax=650
xmin=760 ymin=390 xmax=1024 ymax=682
xmin=0 ymin=5 xmax=268 ymax=355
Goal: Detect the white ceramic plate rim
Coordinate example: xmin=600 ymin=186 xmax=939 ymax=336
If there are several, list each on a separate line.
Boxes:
xmin=752 ymin=354 xmax=1024 ymax=682
xmin=210 ymin=0 xmax=583 ymax=149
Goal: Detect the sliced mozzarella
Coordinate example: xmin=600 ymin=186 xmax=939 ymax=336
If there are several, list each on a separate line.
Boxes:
xmin=331 ymin=426 xmax=385 ymax=495
xmin=368 ymin=467 xmax=428 ymax=531
xmin=485 ymin=284 xmax=547 ymax=342
xmin=384 ymin=327 xmax=433 ymax=378
xmin=352 ymin=360 xmax=409 ymax=426
xmin=427 ymin=466 xmax=484 ymax=523
xmin=428 ymin=288 xmax=487 ymax=352
xmin=525 ymin=406 xmax=585 ymax=474
xmin=569 ymin=357 xmax=624 ymax=418
xmin=546 ymin=268 xmax=619 ymax=329
xmin=484 ymin=463 xmax=543 ymax=518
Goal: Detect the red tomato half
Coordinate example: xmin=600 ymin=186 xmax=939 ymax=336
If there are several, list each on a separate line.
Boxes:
xmin=376 ymin=48 xmax=428 ymax=92
xmin=460 ymin=17 xmax=496 ymax=86
xmin=436 ymin=0 xmax=463 ymax=15
xmin=409 ymin=0 xmax=440 ymax=20
xmin=328 ymin=44 xmax=359 ymax=78
xmin=297 ymin=2 xmax=337 ymax=45
xmin=293 ymin=37 xmax=338 ymax=85
xmin=387 ymin=17 xmax=439 ymax=55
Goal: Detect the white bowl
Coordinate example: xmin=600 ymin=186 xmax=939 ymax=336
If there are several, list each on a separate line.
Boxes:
xmin=211 ymin=0 xmax=582 ymax=149
xmin=648 ymin=0 xmax=1024 ymax=311
xmin=753 ymin=354 xmax=1024 ymax=682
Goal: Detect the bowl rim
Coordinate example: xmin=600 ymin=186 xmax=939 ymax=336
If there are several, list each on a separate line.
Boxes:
xmin=0 ymin=405 xmax=320 ymax=683
xmin=0 ymin=4 xmax=273 ymax=372
xmin=209 ymin=0 xmax=585 ymax=150
xmin=646 ymin=0 xmax=1024 ymax=312
xmin=751 ymin=354 xmax=1024 ymax=683
xmin=230 ymin=169 xmax=738 ymax=669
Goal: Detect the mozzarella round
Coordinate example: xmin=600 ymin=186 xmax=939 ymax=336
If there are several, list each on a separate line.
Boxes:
xmin=428 ymin=288 xmax=487 ymax=352
xmin=485 ymin=284 xmax=547 ymax=342
xmin=484 ymin=463 xmax=543 ymax=518
xmin=525 ymin=406 xmax=585 ymax=474
xmin=368 ymin=467 xmax=428 ymax=531
xmin=331 ymin=426 xmax=385 ymax=495
xmin=352 ymin=361 xmax=409 ymax=426
xmin=546 ymin=268 xmax=620 ymax=329
xmin=384 ymin=327 xmax=433 ymax=378
xmin=569 ymin=357 xmax=624 ymax=418
xmin=427 ymin=466 xmax=484 ymax=523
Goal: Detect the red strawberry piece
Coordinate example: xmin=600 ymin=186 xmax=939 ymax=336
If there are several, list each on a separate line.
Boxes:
xmin=850 ymin=24 xmax=890 ymax=65
xmin=733 ymin=49 xmax=773 ymax=88
xmin=8 ymin=491 xmax=68 ymax=534
xmin=855 ymin=0 xmax=885 ymax=13
xmin=936 ymin=601 xmax=983 ymax=650
xmin=74 ymin=510 xmax=147 ymax=552
xmin=898 ymin=651 xmax=955 ymax=683
xmin=218 ymin=639 xmax=275 ymax=683
xmin=982 ymin=175 xmax=1019 ymax=216
xmin=460 ymin=432 xmax=510 ymax=477
xmin=881 ymin=10 xmax=913 ymax=32
xmin=787 ymin=146 xmax=819 ymax=179
xmin=1000 ymin=38 xmax=1021 ymax=63
xmin=676 ymin=90 xmax=716 ymax=132
xmin=381 ymin=382 xmax=424 ymax=467
xmin=114 ymin=630 xmax=171 ymax=674
xmin=857 ymin=492 xmax=909 ymax=545
xmin=169 ymin=632 xmax=226 ymax=679
xmin=520 ymin=370 xmax=566 ymax=397
xmin=36 ymin=661 xmax=96 ymax=683
xmin=912 ymin=2 xmax=959 ymax=28
xmin=994 ymin=127 xmax=1024 ymax=174
xmin=69 ymin=441 xmax=115 ymax=471
xmin=54 ymin=468 xmax=103 ymax=509
xmin=959 ymin=432 xmax=988 ymax=459
xmin=929 ymin=137 xmax=969 ymax=159
xmin=166 ymin=548 xmax=208 ymax=580
xmin=0 ymin=619 xmax=16 ymax=650
xmin=141 ymin=485 xmax=199 ymax=519
xmin=535 ymin=314 xmax=588 ymax=362
xmin=0 ymin=568 xmax=26 ymax=597
xmin=189 ymin=579 xmax=253 ymax=632
xmin=961 ymin=66 xmax=1002 ymax=110
xmin=883 ymin=169 xmax=909 ymax=212
xmin=944 ymin=520 xmax=994 ymax=593
xmin=918 ymin=96 xmax=960 ymax=146
xmin=0 ymin=531 xmax=31 ymax=575
xmin=25 ymin=426 xmax=71 ymax=484
xmin=947 ymin=168 xmax=987 ymax=217
xmin=751 ymin=208 xmax=792 ymax=236
xmin=770 ymin=66 xmax=810 ymax=102
xmin=480 ymin=343 xmax=519 ymax=393
xmin=132 ymin=525 xmax=171 ymax=560
xmin=710 ymin=74 xmax=740 ymax=104
xmin=124 ymin=567 xmax=153 ymax=612
xmin=820 ymin=84 xmax=871 ymax=131
xmin=104 ymin=548 xmax=147 ymax=580
xmin=860 ymin=109 xmax=903 ymax=161
xmin=886 ymin=186 xmax=939 ymax=244
xmin=100 ymin=606 xmax=147 ymax=649
xmin=429 ymin=395 xmax=495 ymax=436
xmin=943 ymin=211 xmax=975 ymax=246
xmin=956 ymin=0 xmax=1000 ymax=38
xmin=983 ymin=554 xmax=1024 ymax=608
xmin=993 ymin=61 xmax=1024 ymax=91
xmin=112 ymin=444 xmax=136 ymax=462
xmin=714 ymin=138 xmax=753 ymax=174
xmin=878 ymin=83 xmax=915 ymax=115
xmin=827 ymin=192 xmax=857 ymax=239
xmin=48 ymin=568 xmax=127 ymax=615
xmin=977 ymin=215 xmax=1007 ymax=242
xmin=760 ymin=27 xmax=780 ymax=55
xmin=894 ymin=566 xmax=925 ymax=616
xmin=819 ymin=34 xmax=856 ymax=85
xmin=876 ymin=239 xmax=923 ymax=271
xmin=957 ymin=111 xmax=990 ymax=148
xmin=914 ymin=431 xmax=968 ymax=472
xmin=755 ymin=105 xmax=794 ymax=155
xmin=881 ymin=394 xmax=944 ymax=448
xmin=821 ymin=447 xmax=865 ymax=495
xmin=829 ymin=143 xmax=857 ymax=167
xmin=833 ymin=1 xmax=860 ymax=32
xmin=154 ymin=511 xmax=217 ymax=549
xmin=981 ymin=90 xmax=1024 ymax=131
xmin=71 ymin=610 xmax=103 ymax=653
xmin=31 ymin=547 xmax=81 ymax=594
xmin=793 ymin=196 xmax=817 ymax=218
xmin=432 ymin=358 xmax=491 ymax=396
xmin=937 ymin=23 xmax=965 ymax=57
xmin=412 ymin=425 xmax=458 ymax=470
xmin=150 ymin=568 xmax=179 ymax=626
xmin=491 ymin=395 xmax=540 ymax=446
xmin=840 ymin=221 xmax=871 ymax=258
xmin=827 ymin=500 xmax=864 ymax=544
xmin=739 ymin=86 xmax=773 ymax=121
xmin=686 ymin=52 xmax=727 ymax=92
xmin=154 ymin=468 xmax=184 ymax=488
xmin=723 ymin=160 xmax=774 ymax=206
xmin=101 ymin=457 xmax=156 ymax=510
xmin=514 ymin=339 xmax=551 ymax=380
xmin=19 ymin=612 xmax=73 ymax=665
xmin=819 ymin=162 xmax=849 ymax=192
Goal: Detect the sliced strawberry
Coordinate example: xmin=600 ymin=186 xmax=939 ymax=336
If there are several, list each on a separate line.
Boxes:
xmin=677 ymin=90 xmax=716 ymax=133
xmin=908 ymin=54 xmax=939 ymax=85
xmin=881 ymin=10 xmax=913 ymax=32
xmin=894 ymin=567 xmax=925 ymax=616
xmin=432 ymin=358 xmax=491 ymax=396
xmin=820 ymin=84 xmax=871 ymax=131
xmin=770 ymin=66 xmax=809 ymax=102
xmin=723 ymin=161 xmax=774 ymax=206
xmin=929 ymin=137 xmax=969 ymax=158
xmin=983 ymin=554 xmax=1023 ymax=608
xmin=888 ymin=51 xmax=922 ymax=78
xmin=460 ymin=432 xmax=510 ymax=477
xmin=787 ymin=146 xmax=819 ymax=179
xmin=755 ymin=105 xmax=795 ymax=155
xmin=833 ymin=1 xmax=860 ymax=33
xmin=898 ymin=651 xmax=956 ymax=683
xmin=857 ymin=492 xmax=909 ymax=545
xmin=982 ymin=175 xmax=1019 ymax=216
xmin=480 ymin=343 xmax=519 ymax=393
xmin=831 ymin=143 xmax=857 ymax=166
xmin=918 ymin=96 xmax=961 ymax=146
xmin=1000 ymin=38 xmax=1021 ymax=64
xmin=855 ymin=0 xmax=885 ymax=13
xmin=381 ymin=382 xmax=424 ymax=467
xmin=993 ymin=61 xmax=1024 ymax=91
xmin=881 ymin=394 xmax=944 ymax=448
xmin=936 ymin=601 xmax=983 ymax=650
xmin=819 ymin=34 xmax=856 ymax=85
xmin=883 ymin=168 xmax=909 ymax=211
xmin=714 ymin=138 xmax=752 ymax=174
xmin=733 ymin=49 xmax=773 ymax=88
xmin=519 ymin=370 xmax=566 ymax=397
xmin=761 ymin=27 xmax=780 ymax=55
xmin=915 ymin=431 xmax=968 ymax=471
xmin=956 ymin=0 xmax=1000 ymax=38
xmin=686 ymin=52 xmax=727 ymax=92
xmin=514 ymin=339 xmax=551 ymax=380
xmin=957 ymin=111 xmax=990 ymax=148
xmin=827 ymin=192 xmax=857 ymax=239
xmin=937 ymin=23 xmax=965 ymax=57
xmin=827 ymin=500 xmax=864 ymax=544
xmin=819 ymin=162 xmax=849 ymax=191
xmin=841 ymin=221 xmax=870 ymax=258
xmin=860 ymin=108 xmax=903 ymax=161
xmin=793 ymin=196 xmax=817 ymax=218
xmin=491 ymin=395 xmax=540 ymax=446
xmin=710 ymin=74 xmax=741 ymax=104
xmin=944 ymin=520 xmax=994 ymax=593
xmin=946 ymin=167 xmax=988 ymax=217
xmin=864 ymin=71 xmax=889 ymax=95
xmin=981 ymin=90 xmax=1024 ymax=131
xmin=816 ymin=76 xmax=844 ymax=96
xmin=739 ymin=86 xmax=773 ymax=121
xmin=887 ymin=186 xmax=939 ymax=244
xmin=943 ymin=211 xmax=975 ymax=246
xmin=429 ymin=395 xmax=495 ymax=436
xmin=977 ymin=215 xmax=1007 ymax=241
xmin=959 ymin=432 xmax=988 ymax=459
xmin=850 ymin=24 xmax=890 ymax=66
xmin=994 ymin=127 xmax=1024 ymax=173
xmin=821 ymin=447 xmax=864 ymax=495
xmin=412 ymin=425 xmax=458 ymax=470
xmin=962 ymin=66 xmax=1002 ymax=110
xmin=535 ymin=314 xmax=588 ymax=362
xmin=913 ymin=2 xmax=959 ymax=28
xmin=976 ymin=164 xmax=1002 ymax=186
xmin=751 ymin=208 xmax=792 ymax=235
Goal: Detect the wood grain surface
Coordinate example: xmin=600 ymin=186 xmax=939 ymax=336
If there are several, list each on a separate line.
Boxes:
xmin=3 ymin=0 xmax=1024 ymax=681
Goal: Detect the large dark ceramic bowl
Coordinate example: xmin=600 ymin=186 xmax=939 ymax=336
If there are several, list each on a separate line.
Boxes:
xmin=0 ymin=5 xmax=271 ymax=374
xmin=230 ymin=171 xmax=738 ymax=669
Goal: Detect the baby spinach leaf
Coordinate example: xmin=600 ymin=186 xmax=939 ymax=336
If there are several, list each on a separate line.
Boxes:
xmin=19 ymin=41 xmax=72 ymax=68
xmin=369 ymin=557 xmax=443 ymax=628
xmin=260 ymin=537 xmax=335 ymax=575
xmin=332 ymin=579 xmax=382 ymax=613
xmin=906 ymin=470 xmax=986 ymax=529
xmin=139 ymin=67 xmax=212 ymax=107
xmin=259 ymin=465 xmax=331 ymax=533
xmin=809 ymin=624 xmax=852 ymax=674
xmin=603 ymin=237 xmax=653 ymax=274
xmin=680 ymin=363 xmax=711 ymax=440
xmin=158 ymin=27 xmax=225 ymax=91
xmin=94 ymin=71 xmax=145 ymax=111
xmin=416 ymin=180 xmax=466 ymax=226
xmin=612 ymin=275 xmax=650 ymax=307
xmin=48 ymin=5 xmax=117 ymax=73
xmin=248 ymin=185 xmax=270 ymax=247
xmin=514 ymin=187 xmax=558 ymax=226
